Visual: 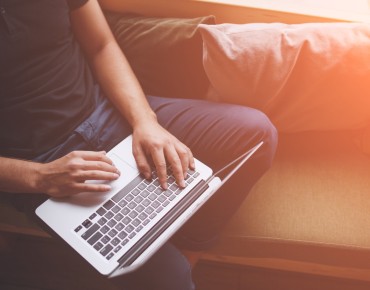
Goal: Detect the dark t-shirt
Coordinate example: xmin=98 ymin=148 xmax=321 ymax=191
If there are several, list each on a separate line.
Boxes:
xmin=0 ymin=0 xmax=97 ymax=159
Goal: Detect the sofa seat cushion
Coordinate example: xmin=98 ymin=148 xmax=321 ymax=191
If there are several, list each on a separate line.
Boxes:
xmin=204 ymin=131 xmax=370 ymax=281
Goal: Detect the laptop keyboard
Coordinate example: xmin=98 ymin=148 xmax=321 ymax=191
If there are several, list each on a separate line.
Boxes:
xmin=74 ymin=168 xmax=200 ymax=261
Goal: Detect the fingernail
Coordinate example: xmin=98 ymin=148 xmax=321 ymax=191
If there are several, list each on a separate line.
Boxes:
xmin=113 ymin=173 xmax=120 ymax=179
xmin=162 ymin=182 xmax=168 ymax=190
xmin=180 ymin=180 xmax=185 ymax=188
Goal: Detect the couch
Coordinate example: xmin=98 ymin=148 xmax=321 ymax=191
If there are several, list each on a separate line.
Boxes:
xmin=2 ymin=1 xmax=370 ymax=289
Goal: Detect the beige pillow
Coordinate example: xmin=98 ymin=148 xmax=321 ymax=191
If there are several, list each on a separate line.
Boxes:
xmin=199 ymin=22 xmax=370 ymax=132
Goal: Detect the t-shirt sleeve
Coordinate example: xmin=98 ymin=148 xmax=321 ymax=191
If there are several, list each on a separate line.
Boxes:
xmin=67 ymin=0 xmax=89 ymax=11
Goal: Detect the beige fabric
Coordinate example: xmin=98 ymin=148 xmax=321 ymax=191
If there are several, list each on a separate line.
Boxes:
xmin=224 ymin=131 xmax=370 ymax=248
xmin=199 ymin=22 xmax=370 ymax=133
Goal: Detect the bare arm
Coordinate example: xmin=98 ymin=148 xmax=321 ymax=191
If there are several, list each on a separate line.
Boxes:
xmin=70 ymin=0 xmax=194 ymax=189
xmin=0 ymin=152 xmax=120 ymax=197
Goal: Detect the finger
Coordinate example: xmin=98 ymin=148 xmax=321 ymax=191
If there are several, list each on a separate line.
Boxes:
xmin=174 ymin=144 xmax=192 ymax=178
xmin=165 ymin=145 xmax=186 ymax=188
xmin=133 ymin=144 xmax=152 ymax=179
xmin=187 ymin=147 xmax=195 ymax=170
xmin=150 ymin=147 xmax=168 ymax=189
xmin=73 ymin=150 xmax=114 ymax=166
xmin=75 ymin=170 xmax=120 ymax=182
xmin=81 ymin=160 xmax=120 ymax=175
xmin=72 ymin=182 xmax=112 ymax=193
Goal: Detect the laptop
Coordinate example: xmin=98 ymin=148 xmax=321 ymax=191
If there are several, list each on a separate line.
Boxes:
xmin=36 ymin=135 xmax=263 ymax=277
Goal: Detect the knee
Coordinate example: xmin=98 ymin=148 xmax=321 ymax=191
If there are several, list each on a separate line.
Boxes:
xmin=222 ymin=105 xmax=278 ymax=165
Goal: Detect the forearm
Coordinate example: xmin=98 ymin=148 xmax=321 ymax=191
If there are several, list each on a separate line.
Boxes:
xmin=89 ymin=41 xmax=157 ymax=128
xmin=0 ymin=157 xmax=41 ymax=194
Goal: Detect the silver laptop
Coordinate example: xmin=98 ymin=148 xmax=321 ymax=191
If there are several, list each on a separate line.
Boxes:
xmin=36 ymin=135 xmax=263 ymax=277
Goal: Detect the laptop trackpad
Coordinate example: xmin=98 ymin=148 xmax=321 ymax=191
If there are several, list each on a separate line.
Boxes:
xmin=59 ymin=153 xmax=139 ymax=207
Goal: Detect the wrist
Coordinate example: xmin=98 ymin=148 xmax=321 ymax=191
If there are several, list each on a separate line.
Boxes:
xmin=131 ymin=110 xmax=157 ymax=129
xmin=30 ymin=162 xmax=46 ymax=193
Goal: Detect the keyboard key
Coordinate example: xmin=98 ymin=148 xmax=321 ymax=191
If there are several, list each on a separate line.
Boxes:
xmin=100 ymin=225 xmax=110 ymax=234
xmin=138 ymin=213 xmax=148 ymax=221
xmin=125 ymin=225 xmax=134 ymax=233
xmin=89 ymin=213 xmax=97 ymax=220
xmin=100 ymin=244 xmax=113 ymax=257
xmin=98 ymin=217 xmax=108 ymax=226
xmin=114 ymin=213 xmax=124 ymax=221
xmin=157 ymin=196 xmax=166 ymax=203
xmin=169 ymin=184 xmax=178 ymax=191
xmin=87 ymin=232 xmax=103 ymax=245
xmin=155 ymin=188 xmax=163 ymax=195
xmin=132 ymin=219 xmax=140 ymax=227
xmin=141 ymin=190 xmax=150 ymax=198
xmin=111 ymin=237 xmax=120 ymax=246
xmin=145 ymin=207 xmax=154 ymax=215
xmin=81 ymin=223 xmax=99 ymax=240
xmin=111 ymin=205 xmax=120 ymax=213
xmin=106 ymin=252 xmax=115 ymax=260
xmin=129 ymin=211 xmax=138 ymax=219
xmin=135 ymin=205 xmax=144 ymax=213
xmin=115 ymin=223 xmax=124 ymax=231
xmin=108 ymin=229 xmax=118 ymax=238
xmin=104 ymin=211 xmax=114 ymax=219
xmin=138 ymin=183 xmax=147 ymax=190
xmin=156 ymin=206 xmax=164 ymax=213
xmin=121 ymin=239 xmax=129 ymax=246
xmin=136 ymin=225 xmax=143 ymax=233
xmin=118 ymin=200 xmax=128 ymax=207
xmin=114 ymin=245 xmax=122 ymax=253
xmin=107 ymin=219 xmax=117 ymax=228
xmin=93 ymin=242 xmax=103 ymax=251
xmin=134 ymin=196 xmax=143 ymax=203
xmin=74 ymin=225 xmax=83 ymax=233
xmin=122 ymin=217 xmax=131 ymax=225
xmin=163 ymin=190 xmax=172 ymax=197
xmin=142 ymin=199 xmax=150 ymax=207
xmin=147 ymin=185 xmax=156 ymax=192
xmin=118 ymin=231 xmax=128 ymax=239
xmin=103 ymin=200 xmax=115 ymax=210
xmin=128 ymin=232 xmax=136 ymax=239
xmin=96 ymin=207 xmax=107 ymax=216
xmin=125 ymin=194 xmax=134 ymax=202
xmin=120 ymin=207 xmax=130 ymax=215
xmin=101 ymin=235 xmax=111 ymax=244
xmin=148 ymin=193 xmax=156 ymax=201
xmin=82 ymin=219 xmax=92 ymax=228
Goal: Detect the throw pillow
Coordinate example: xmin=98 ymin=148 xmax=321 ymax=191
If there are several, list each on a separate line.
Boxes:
xmin=199 ymin=22 xmax=370 ymax=132
xmin=105 ymin=12 xmax=216 ymax=99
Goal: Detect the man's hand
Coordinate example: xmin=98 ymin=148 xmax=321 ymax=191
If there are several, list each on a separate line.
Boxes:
xmin=132 ymin=122 xmax=195 ymax=189
xmin=36 ymin=151 xmax=120 ymax=198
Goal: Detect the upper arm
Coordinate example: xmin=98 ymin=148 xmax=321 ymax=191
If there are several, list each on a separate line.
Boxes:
xmin=70 ymin=0 xmax=116 ymax=58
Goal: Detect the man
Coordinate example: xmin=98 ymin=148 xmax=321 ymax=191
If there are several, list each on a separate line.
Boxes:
xmin=0 ymin=0 xmax=277 ymax=289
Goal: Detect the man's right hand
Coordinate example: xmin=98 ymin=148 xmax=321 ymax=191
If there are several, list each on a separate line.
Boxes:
xmin=36 ymin=151 xmax=120 ymax=198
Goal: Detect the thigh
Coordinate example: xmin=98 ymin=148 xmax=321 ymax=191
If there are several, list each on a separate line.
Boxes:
xmin=148 ymin=96 xmax=278 ymax=250
xmin=148 ymin=95 xmax=277 ymax=169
